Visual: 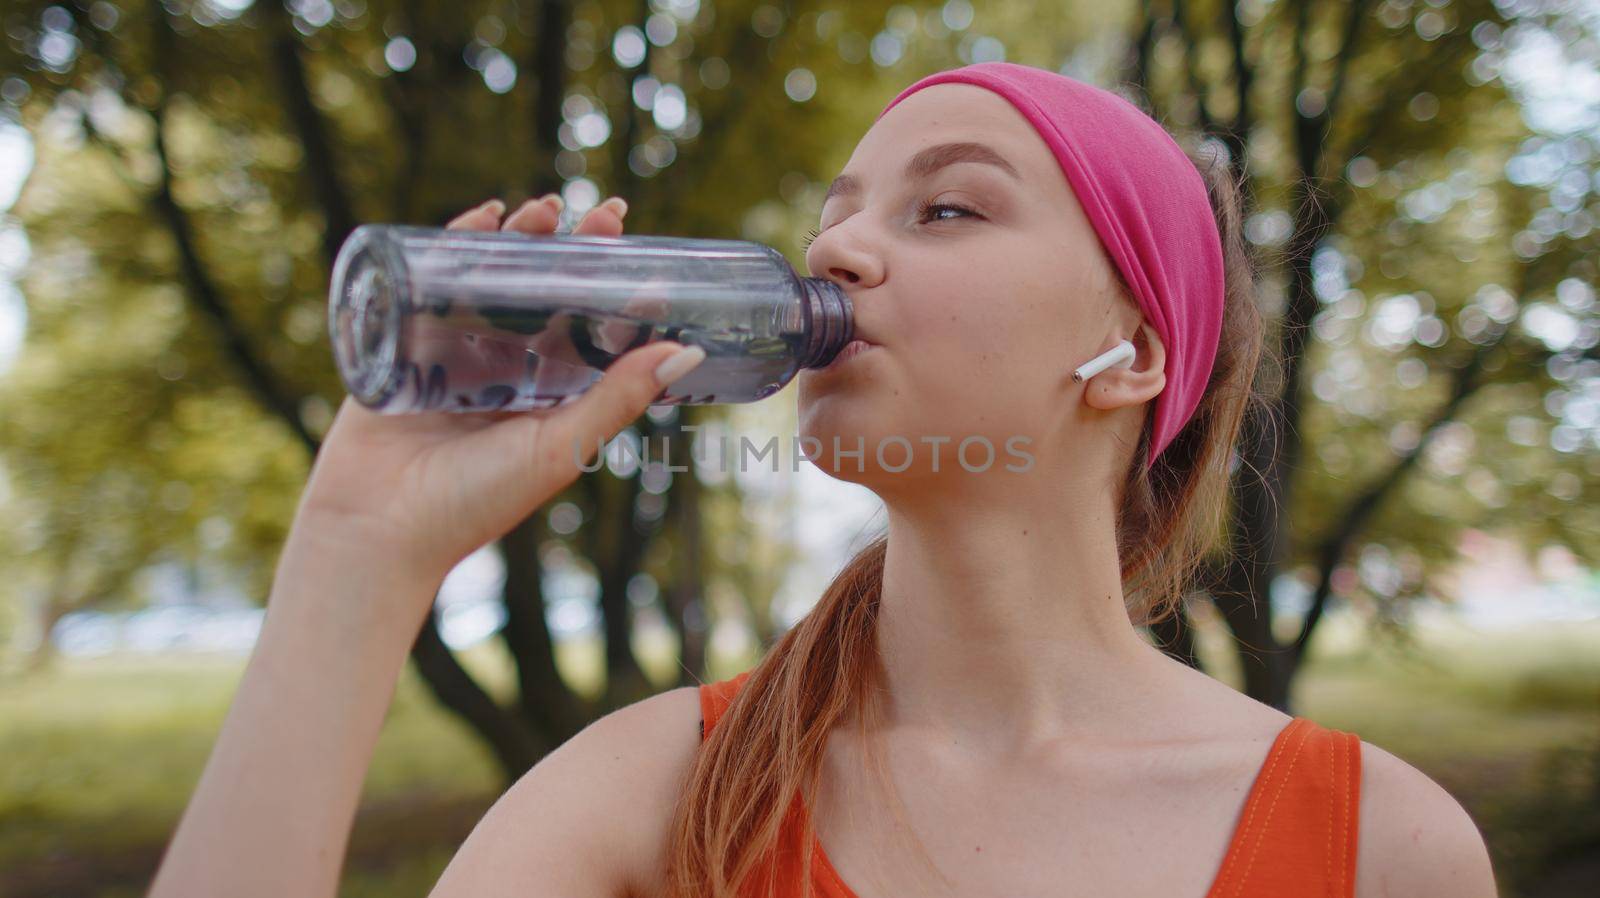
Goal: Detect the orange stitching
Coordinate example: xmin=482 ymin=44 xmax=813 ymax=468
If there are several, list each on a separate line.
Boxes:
xmin=1326 ymin=728 xmax=1335 ymax=898
xmin=1337 ymin=733 xmax=1350 ymax=889
xmin=1338 ymin=733 xmax=1350 ymax=897
xmin=1227 ymin=719 xmax=1311 ymax=898
xmin=1211 ymin=723 xmax=1286 ymax=896
xmin=1214 ymin=719 xmax=1293 ymax=896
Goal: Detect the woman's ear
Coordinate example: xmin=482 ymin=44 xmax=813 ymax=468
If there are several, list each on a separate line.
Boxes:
xmin=1082 ymin=322 xmax=1166 ymax=412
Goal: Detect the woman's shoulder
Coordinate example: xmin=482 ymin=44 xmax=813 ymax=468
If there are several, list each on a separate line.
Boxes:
xmin=697 ymin=669 xmax=754 ymax=736
xmin=1170 ymin=671 xmax=1495 ymax=896
xmin=1354 ymin=738 xmax=1498 ymax=898
xmin=427 ymin=684 xmax=704 ymax=898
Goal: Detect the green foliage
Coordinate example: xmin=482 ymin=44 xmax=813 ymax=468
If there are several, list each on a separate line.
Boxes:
xmin=0 ymin=0 xmax=957 ymax=667
xmin=1292 ymin=618 xmax=1600 ymax=894
xmin=0 ymin=0 xmax=1597 ymax=886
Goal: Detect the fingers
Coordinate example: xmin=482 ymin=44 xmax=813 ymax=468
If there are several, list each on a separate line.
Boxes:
xmin=598 ymin=282 xmax=670 ymax=353
xmin=543 ymin=341 xmax=704 ymax=469
xmin=574 ymin=196 xmax=628 ymax=237
xmin=452 ymin=194 xmax=629 ymax=238
xmin=447 ymin=198 xmax=506 ymax=231
xmin=501 ymin=194 xmax=564 ymax=235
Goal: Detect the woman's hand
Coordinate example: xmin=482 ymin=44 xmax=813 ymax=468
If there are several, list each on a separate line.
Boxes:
xmin=145 ymin=194 xmax=706 ymax=898
xmin=292 ymin=194 xmax=705 ymax=595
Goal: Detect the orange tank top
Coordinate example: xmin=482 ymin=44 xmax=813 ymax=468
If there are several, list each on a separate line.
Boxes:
xmin=699 ymin=670 xmax=1362 ymax=897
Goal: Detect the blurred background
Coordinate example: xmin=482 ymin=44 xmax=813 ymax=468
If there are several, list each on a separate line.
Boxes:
xmin=0 ymin=0 xmax=1596 ymax=895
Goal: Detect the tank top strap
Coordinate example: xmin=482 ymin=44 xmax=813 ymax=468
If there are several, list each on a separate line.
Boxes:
xmin=1208 ymin=716 xmax=1363 ymax=898
xmin=699 ymin=669 xmax=755 ymax=741
xmin=696 ymin=670 xmax=843 ymax=898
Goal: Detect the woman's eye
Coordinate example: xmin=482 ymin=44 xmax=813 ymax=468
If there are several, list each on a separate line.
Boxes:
xmin=802 ymin=200 xmax=979 ymax=252
xmin=916 ymin=200 xmax=978 ymax=223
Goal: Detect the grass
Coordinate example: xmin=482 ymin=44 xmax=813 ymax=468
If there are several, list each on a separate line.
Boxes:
xmin=1 ymin=614 xmax=1596 ymax=897
xmin=1289 ymin=615 xmax=1600 ymax=895
xmin=0 ymin=650 xmax=504 ymax=897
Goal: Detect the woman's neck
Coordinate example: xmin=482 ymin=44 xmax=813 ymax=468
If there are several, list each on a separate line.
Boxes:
xmin=870 ymin=479 xmax=1177 ymax=755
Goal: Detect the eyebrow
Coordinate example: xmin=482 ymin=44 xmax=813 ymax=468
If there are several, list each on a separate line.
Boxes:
xmin=824 ymin=141 xmax=1023 ymax=204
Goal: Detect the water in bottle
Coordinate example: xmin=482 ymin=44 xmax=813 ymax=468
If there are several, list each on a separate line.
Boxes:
xmin=327 ymin=224 xmax=854 ymax=413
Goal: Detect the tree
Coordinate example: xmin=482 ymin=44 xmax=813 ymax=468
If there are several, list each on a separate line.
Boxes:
xmin=1129 ymin=0 xmax=1599 ymax=709
xmin=0 ymin=0 xmax=929 ymax=780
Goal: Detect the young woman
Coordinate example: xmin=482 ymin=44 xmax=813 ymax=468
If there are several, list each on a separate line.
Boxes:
xmin=149 ymin=63 xmax=1498 ymax=898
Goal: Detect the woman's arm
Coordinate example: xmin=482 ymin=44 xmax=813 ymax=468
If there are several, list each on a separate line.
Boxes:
xmin=426 ymin=685 xmax=705 ymax=898
xmin=146 ymin=530 xmax=439 ymax=898
xmin=1355 ymin=740 xmax=1499 ymax=898
xmin=145 ymin=193 xmax=706 ymax=898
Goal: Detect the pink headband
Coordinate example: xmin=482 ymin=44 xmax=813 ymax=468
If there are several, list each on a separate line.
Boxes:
xmin=877 ymin=62 xmax=1225 ymax=468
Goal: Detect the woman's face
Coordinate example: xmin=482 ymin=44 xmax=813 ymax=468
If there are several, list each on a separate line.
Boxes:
xmin=797 ymin=83 xmax=1157 ymax=492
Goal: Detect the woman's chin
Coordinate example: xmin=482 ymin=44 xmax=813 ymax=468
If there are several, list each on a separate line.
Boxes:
xmin=797 ymin=392 xmax=856 ymax=435
xmin=796 ymin=419 xmax=910 ymax=486
xmin=796 ymin=400 xmax=885 ymax=453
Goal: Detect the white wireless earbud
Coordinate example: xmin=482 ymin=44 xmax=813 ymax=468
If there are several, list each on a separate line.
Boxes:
xmin=1072 ymin=339 xmax=1136 ymax=383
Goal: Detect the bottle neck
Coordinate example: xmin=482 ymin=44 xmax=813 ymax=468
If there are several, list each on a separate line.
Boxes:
xmin=798 ymin=277 xmax=854 ymax=368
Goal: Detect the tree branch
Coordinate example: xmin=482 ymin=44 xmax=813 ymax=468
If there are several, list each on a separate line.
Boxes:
xmin=1289 ymin=0 xmax=1313 ymax=121
xmin=527 ymin=0 xmax=573 ymax=195
xmin=1292 ymin=328 xmax=1510 ymax=661
xmin=663 ymin=409 xmax=708 ymax=687
xmin=411 ymin=603 xmax=544 ymax=781
xmin=260 ymin=0 xmax=359 ymax=270
xmin=1129 ymin=0 xmax=1161 ymax=115
xmin=1326 ymin=19 xmax=1484 ymax=229
xmin=1323 ymin=0 xmax=1375 ymax=134
xmin=500 ymin=509 xmax=592 ymax=740
xmin=1225 ymin=0 xmax=1255 ymax=146
xmin=1169 ymin=0 xmax=1219 ymax=136
xmin=145 ymin=12 xmax=317 ymax=453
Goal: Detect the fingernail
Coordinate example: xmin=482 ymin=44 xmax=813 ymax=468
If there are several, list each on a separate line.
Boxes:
xmin=541 ymin=193 xmax=565 ymax=213
xmin=603 ymin=197 xmax=628 ymax=218
xmin=480 ymin=198 xmax=506 ymax=216
xmin=502 ymin=198 xmax=539 ymax=226
xmin=653 ymin=345 xmax=706 ymax=387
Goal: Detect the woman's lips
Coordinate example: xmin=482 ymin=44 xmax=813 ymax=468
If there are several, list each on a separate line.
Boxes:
xmin=818 ymin=338 xmax=879 ymax=371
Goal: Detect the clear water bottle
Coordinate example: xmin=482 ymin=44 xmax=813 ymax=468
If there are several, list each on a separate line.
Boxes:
xmin=327 ymin=224 xmax=854 ymax=413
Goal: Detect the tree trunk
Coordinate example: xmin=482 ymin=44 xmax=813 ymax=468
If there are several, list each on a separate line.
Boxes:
xmin=1147 ymin=599 xmax=1202 ymax=672
xmin=410 ymin=605 xmax=543 ymax=782
xmin=501 ymin=511 xmax=591 ymax=742
xmin=663 ymin=412 xmax=709 ymax=687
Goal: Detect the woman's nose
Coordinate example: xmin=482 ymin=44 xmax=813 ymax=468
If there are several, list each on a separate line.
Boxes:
xmin=807 ymin=226 xmax=882 ymax=287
